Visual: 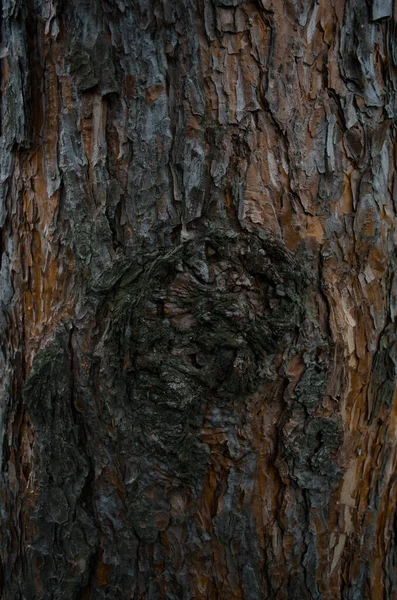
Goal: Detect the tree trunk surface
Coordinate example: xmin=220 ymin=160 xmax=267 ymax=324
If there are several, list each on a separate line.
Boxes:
xmin=0 ymin=0 xmax=396 ymax=598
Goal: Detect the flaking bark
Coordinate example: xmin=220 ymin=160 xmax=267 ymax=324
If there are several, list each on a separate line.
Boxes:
xmin=0 ymin=0 xmax=397 ymax=598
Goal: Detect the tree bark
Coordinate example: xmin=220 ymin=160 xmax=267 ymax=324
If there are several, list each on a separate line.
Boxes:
xmin=0 ymin=0 xmax=397 ymax=598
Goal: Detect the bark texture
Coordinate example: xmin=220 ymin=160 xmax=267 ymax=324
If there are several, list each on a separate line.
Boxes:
xmin=0 ymin=0 xmax=397 ymax=598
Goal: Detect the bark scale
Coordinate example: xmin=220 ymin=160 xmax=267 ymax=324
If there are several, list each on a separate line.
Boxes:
xmin=0 ymin=0 xmax=396 ymax=598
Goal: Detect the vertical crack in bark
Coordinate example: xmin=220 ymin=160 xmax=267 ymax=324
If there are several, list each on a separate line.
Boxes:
xmin=0 ymin=0 xmax=397 ymax=598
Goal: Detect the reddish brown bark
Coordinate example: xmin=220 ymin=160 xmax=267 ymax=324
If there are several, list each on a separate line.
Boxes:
xmin=0 ymin=0 xmax=397 ymax=598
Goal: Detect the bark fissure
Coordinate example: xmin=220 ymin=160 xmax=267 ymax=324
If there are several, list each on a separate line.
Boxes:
xmin=0 ymin=0 xmax=397 ymax=598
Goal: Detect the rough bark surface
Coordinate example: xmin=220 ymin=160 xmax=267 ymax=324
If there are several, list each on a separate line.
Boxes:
xmin=0 ymin=0 xmax=397 ymax=598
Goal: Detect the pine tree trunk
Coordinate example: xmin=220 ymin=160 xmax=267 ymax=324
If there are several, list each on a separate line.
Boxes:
xmin=1 ymin=0 xmax=397 ymax=598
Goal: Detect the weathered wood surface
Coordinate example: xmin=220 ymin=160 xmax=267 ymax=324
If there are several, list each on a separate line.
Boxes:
xmin=0 ymin=0 xmax=397 ymax=598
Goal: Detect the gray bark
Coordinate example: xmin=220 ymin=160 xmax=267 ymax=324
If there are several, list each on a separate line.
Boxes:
xmin=0 ymin=0 xmax=396 ymax=598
